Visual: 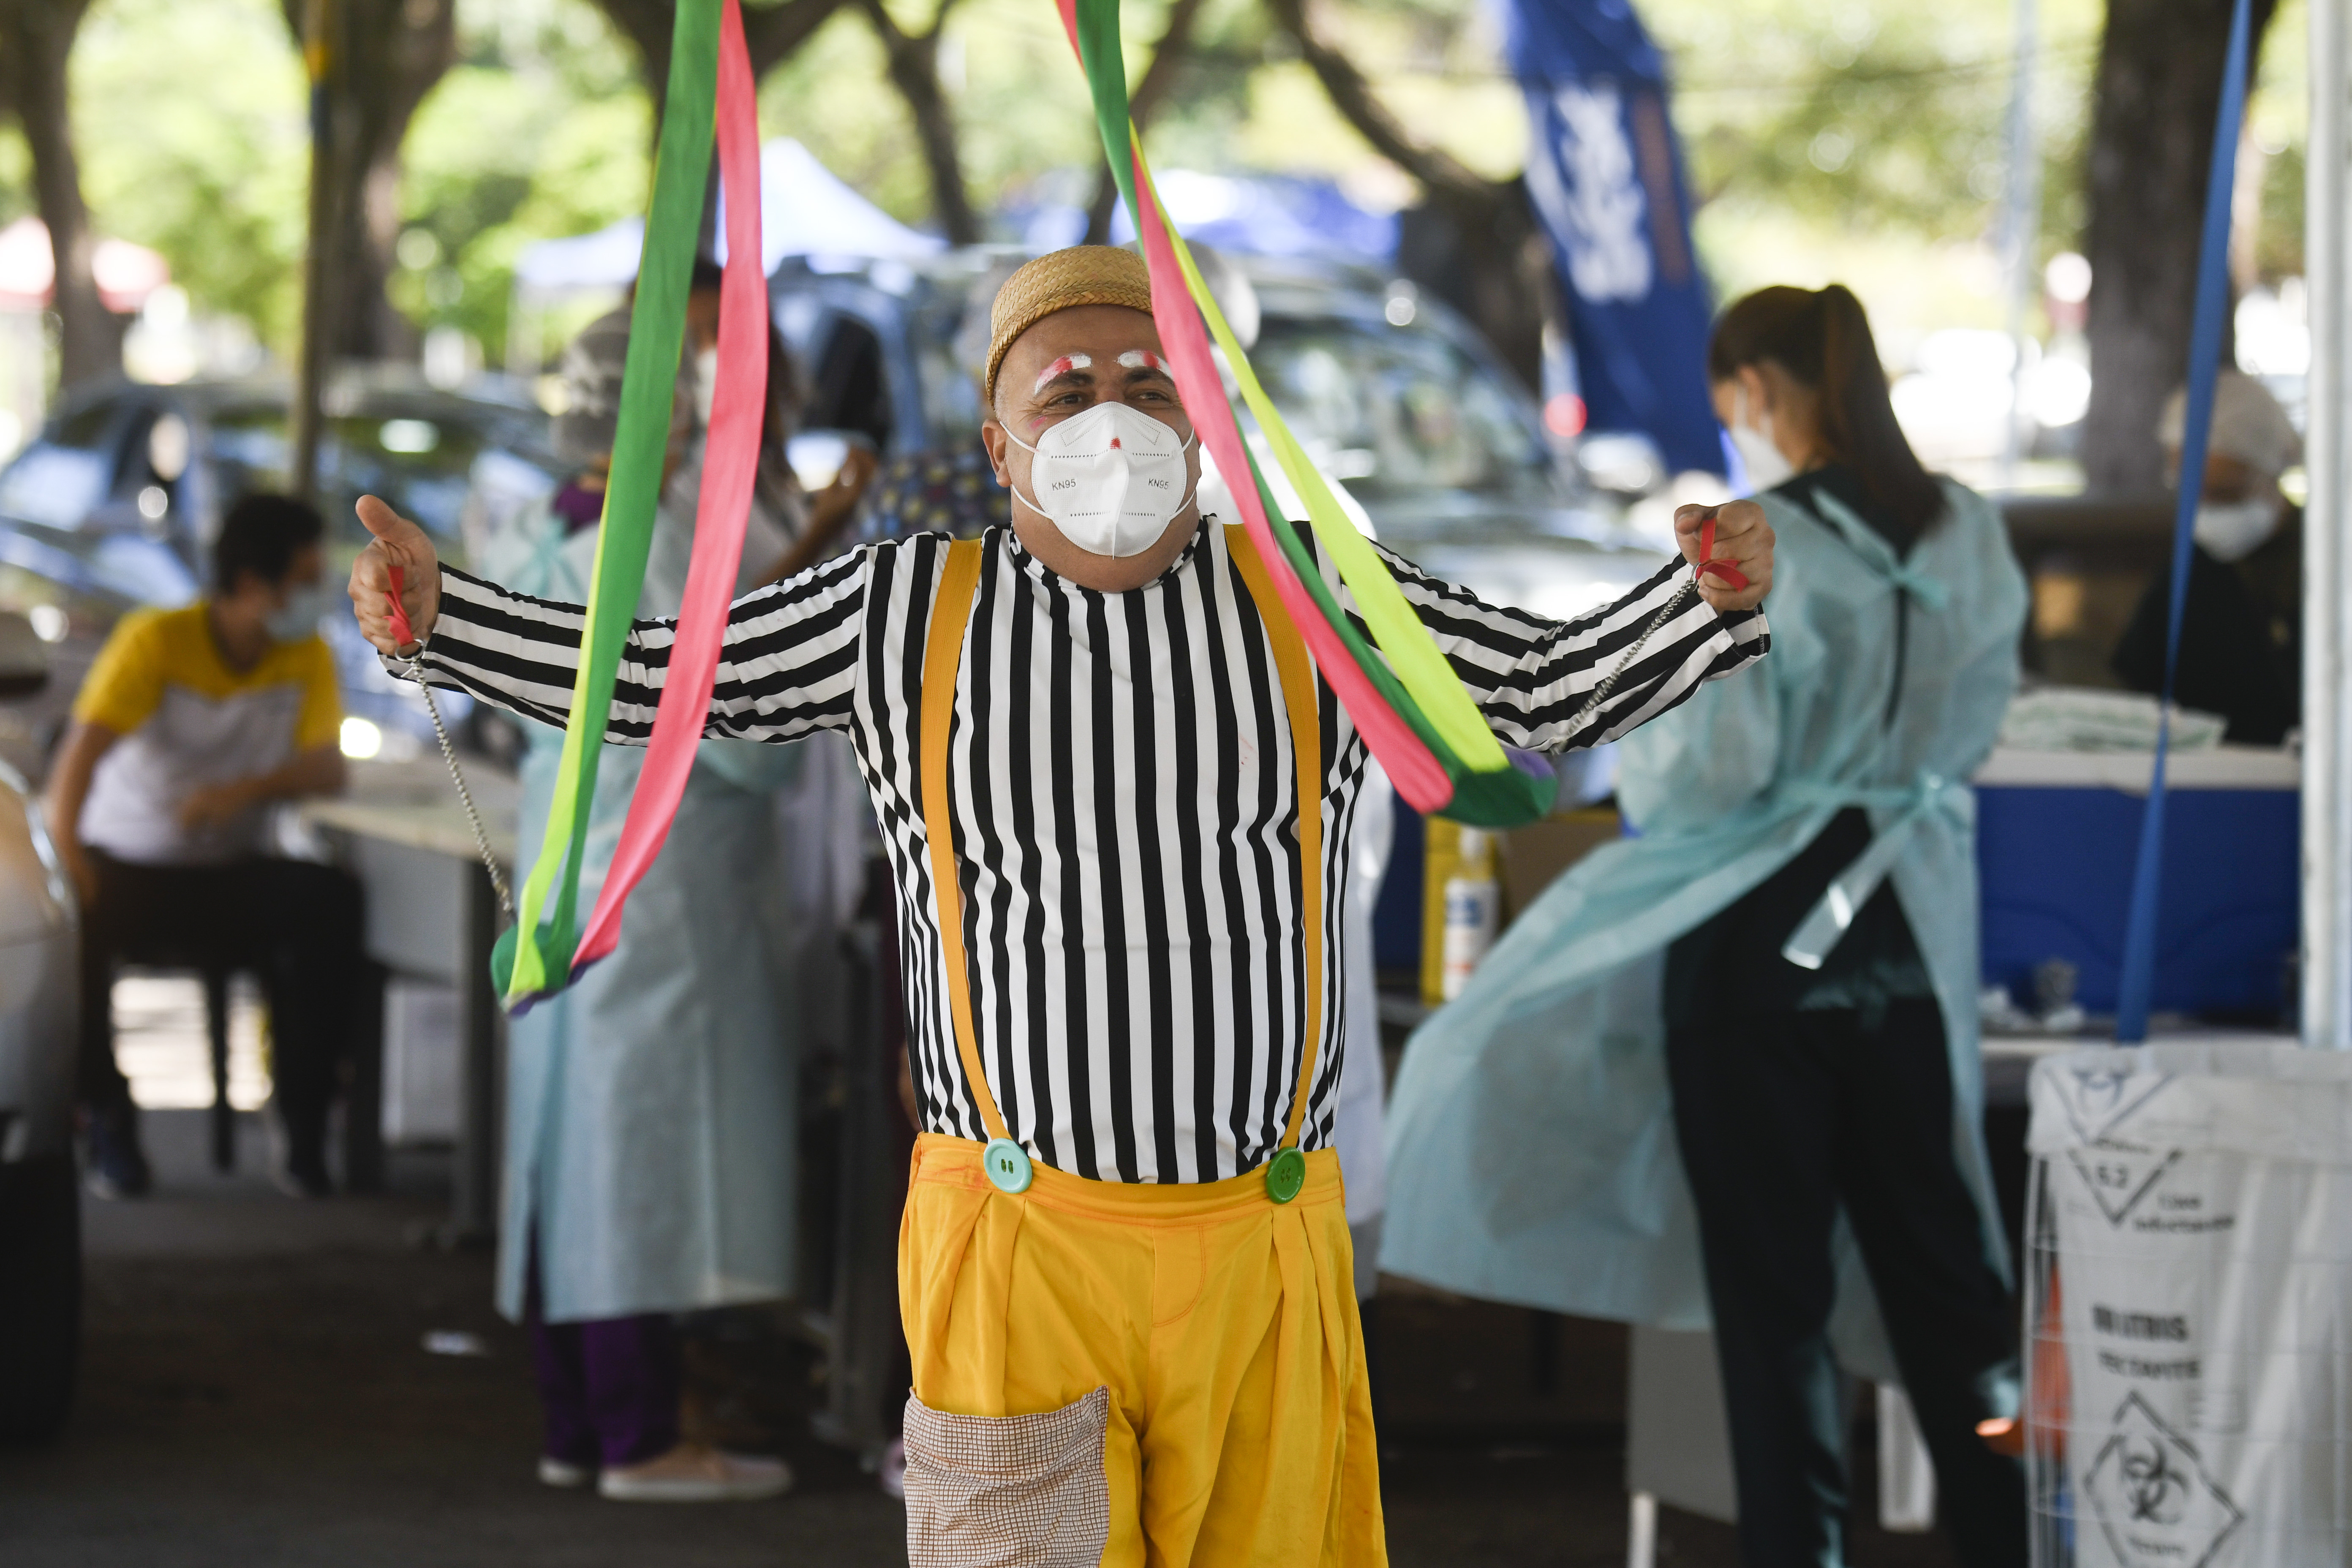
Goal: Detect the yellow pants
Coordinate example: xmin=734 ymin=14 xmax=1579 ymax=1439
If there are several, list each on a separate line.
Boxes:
xmin=898 ymin=1134 xmax=1387 ymax=1568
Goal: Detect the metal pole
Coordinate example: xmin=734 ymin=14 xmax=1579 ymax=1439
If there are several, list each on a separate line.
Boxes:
xmin=291 ymin=0 xmax=336 ymax=507
xmin=1998 ymin=0 xmax=2040 ymax=486
xmin=2303 ymin=0 xmax=2349 ymax=1047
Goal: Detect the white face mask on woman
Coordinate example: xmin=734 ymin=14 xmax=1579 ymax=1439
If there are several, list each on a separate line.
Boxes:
xmin=1726 ymin=384 xmax=1795 ymax=494
xmin=2191 ymin=497 xmax=2280 ymax=563
xmin=1002 ymin=400 xmax=1198 ymax=558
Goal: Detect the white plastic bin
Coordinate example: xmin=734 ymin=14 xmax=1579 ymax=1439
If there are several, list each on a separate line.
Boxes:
xmin=2023 ymin=1043 xmax=2352 ymax=1568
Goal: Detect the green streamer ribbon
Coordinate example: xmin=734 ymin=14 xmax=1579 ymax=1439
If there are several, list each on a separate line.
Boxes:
xmin=493 ymin=1 xmax=721 ymax=1009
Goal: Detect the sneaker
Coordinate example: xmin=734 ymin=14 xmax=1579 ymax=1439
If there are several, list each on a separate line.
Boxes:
xmin=84 ymin=1102 xmax=152 ymax=1199
xmin=539 ymin=1456 xmax=594 ymax=1488
xmin=597 ymin=1444 xmax=792 ymax=1503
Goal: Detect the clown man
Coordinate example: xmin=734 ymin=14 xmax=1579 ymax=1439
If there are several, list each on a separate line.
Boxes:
xmin=350 ymin=245 xmax=1774 ymax=1565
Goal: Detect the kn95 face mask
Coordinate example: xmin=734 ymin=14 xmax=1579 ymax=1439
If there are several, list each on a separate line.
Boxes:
xmin=1004 ymin=400 xmax=1198 ymax=558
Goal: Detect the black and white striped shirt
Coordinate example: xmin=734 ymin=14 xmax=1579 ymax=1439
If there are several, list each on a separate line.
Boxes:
xmin=400 ymin=519 xmax=1768 ymax=1183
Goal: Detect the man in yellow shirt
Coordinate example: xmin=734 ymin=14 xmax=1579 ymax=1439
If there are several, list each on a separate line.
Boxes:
xmin=45 ymin=494 xmax=364 ymax=1198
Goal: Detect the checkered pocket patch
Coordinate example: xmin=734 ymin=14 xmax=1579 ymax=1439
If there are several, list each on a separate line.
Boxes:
xmin=903 ymin=1386 xmax=1112 ymax=1568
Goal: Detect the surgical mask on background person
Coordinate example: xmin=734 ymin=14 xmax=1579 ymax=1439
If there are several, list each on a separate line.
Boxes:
xmin=266 ymin=581 xmax=335 ymax=644
xmin=1726 ymin=384 xmax=1794 ymax=494
xmin=2191 ymin=497 xmax=2279 ymax=564
xmin=1004 ymin=400 xmax=1198 ymax=557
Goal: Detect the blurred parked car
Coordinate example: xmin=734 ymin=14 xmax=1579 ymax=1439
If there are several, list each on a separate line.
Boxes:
xmin=0 ymin=610 xmax=79 ymax=1443
xmin=0 ymin=370 xmax=561 ymax=780
xmin=772 ymin=248 xmax=1674 ymax=628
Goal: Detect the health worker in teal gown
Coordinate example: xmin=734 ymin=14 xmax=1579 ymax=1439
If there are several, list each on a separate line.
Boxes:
xmin=1382 ymin=286 xmax=2030 ymax=1568
xmin=477 ymin=292 xmax=866 ymax=1504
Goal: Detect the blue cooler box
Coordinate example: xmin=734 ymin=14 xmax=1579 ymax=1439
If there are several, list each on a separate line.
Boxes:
xmin=1974 ymin=746 xmax=2299 ymax=1018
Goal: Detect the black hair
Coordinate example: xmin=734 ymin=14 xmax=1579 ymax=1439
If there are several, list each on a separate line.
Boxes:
xmin=213 ymin=493 xmax=324 ymax=594
xmin=691 ymin=257 xmax=725 ymax=293
xmin=1709 ymin=284 xmax=1945 ymax=540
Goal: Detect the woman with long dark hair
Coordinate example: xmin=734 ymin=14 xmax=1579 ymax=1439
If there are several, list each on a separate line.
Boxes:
xmin=1385 ymin=284 xmax=2030 ymax=1568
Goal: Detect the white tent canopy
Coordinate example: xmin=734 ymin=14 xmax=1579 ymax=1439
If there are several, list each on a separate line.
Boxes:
xmin=512 ymin=137 xmax=941 ymax=294
xmin=727 ymin=137 xmax=944 ymax=273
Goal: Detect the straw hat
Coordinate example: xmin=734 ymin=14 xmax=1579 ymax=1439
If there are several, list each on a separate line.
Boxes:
xmin=983 ymin=245 xmax=1154 ymax=405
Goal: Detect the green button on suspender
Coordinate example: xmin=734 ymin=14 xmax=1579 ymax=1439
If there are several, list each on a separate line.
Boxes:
xmin=983 ymin=1138 xmax=1034 ymax=1195
xmin=1265 ymin=1147 xmax=1307 ymax=1204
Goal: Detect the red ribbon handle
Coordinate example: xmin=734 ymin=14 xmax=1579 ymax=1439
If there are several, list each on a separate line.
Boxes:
xmin=386 ymin=565 xmax=416 ymax=650
xmin=1694 ymin=512 xmax=1749 ymax=592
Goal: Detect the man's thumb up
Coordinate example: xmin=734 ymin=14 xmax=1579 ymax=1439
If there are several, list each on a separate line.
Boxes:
xmin=349 ymin=494 xmax=441 ymax=655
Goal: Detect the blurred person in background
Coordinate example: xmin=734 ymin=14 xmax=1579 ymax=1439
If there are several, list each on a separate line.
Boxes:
xmin=2113 ymin=370 xmax=2302 ymax=744
xmin=851 ymin=257 xmax=1017 ymax=545
xmin=479 ymin=286 xmax=860 ymax=1505
xmin=1385 ymin=283 xmax=2028 ymax=1568
xmin=674 ymin=259 xmax=877 ymax=583
xmin=44 ymin=494 xmax=364 ymax=1199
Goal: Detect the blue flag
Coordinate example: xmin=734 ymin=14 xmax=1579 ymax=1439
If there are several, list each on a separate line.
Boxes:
xmin=1509 ymin=0 xmax=1722 ymax=475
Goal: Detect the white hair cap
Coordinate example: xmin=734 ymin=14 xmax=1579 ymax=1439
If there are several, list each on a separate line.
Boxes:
xmin=2158 ymin=369 xmax=2300 ymax=478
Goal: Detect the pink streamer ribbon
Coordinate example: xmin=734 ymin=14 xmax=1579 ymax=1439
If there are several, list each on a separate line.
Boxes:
xmin=1123 ymin=165 xmax=1450 ymax=809
xmin=569 ymin=0 xmax=764 ymax=975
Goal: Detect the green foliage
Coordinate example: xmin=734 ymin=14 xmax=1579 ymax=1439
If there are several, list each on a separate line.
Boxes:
xmin=2247 ymin=0 xmax=2306 ymax=280
xmin=29 ymin=0 xmax=2313 ymax=377
xmin=1646 ymin=0 xmax=2102 ymax=255
xmin=756 ymin=8 xmax=930 ymax=225
xmin=73 ymin=0 xmax=309 ymax=354
xmin=755 ymin=0 xmax=1102 ymax=227
xmin=0 ymin=131 xmax=34 ymax=229
xmin=395 ymin=0 xmax=649 ymax=368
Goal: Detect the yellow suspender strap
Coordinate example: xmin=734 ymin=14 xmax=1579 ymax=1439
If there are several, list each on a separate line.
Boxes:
xmin=1224 ymin=525 xmax=1325 ymax=1151
xmin=917 ymin=538 xmax=1004 ymax=1142
xmin=915 ymin=527 xmax=1326 ymax=1161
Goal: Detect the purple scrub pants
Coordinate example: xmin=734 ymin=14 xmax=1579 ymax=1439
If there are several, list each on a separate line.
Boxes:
xmin=524 ymin=1252 xmax=680 ymax=1468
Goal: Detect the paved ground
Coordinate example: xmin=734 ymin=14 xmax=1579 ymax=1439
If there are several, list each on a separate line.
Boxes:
xmin=0 ymin=1107 xmax=1969 ymax=1568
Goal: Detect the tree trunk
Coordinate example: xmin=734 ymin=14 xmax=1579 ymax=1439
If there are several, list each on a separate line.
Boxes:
xmin=860 ymin=0 xmax=977 ymax=245
xmin=2080 ymin=0 xmax=2278 ymax=494
xmin=0 ymin=0 xmax=111 ymax=390
xmin=1262 ymin=0 xmax=1544 ymax=389
xmin=284 ymin=0 xmax=457 ymax=362
xmin=1394 ymin=187 xmax=1546 ymax=393
xmin=342 ymin=0 xmax=457 ymax=360
xmin=1081 ymin=0 xmax=1207 ymax=245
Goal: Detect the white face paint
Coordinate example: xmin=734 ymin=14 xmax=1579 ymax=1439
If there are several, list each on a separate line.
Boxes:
xmin=1116 ymin=350 xmax=1167 ymax=373
xmin=1031 ymin=354 xmax=1093 ymax=398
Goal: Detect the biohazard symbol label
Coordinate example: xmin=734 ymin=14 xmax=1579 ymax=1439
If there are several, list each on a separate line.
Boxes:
xmin=2051 ymin=1062 xmax=2176 ymax=1144
xmin=2083 ymin=1392 xmax=2244 ymax=1568
xmin=2068 ymin=1143 xmax=2184 ymax=1226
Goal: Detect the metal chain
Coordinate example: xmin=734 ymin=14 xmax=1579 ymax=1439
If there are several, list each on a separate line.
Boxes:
xmin=1563 ymin=577 xmax=1701 ymax=740
xmin=400 ymin=652 xmax=513 ymax=915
